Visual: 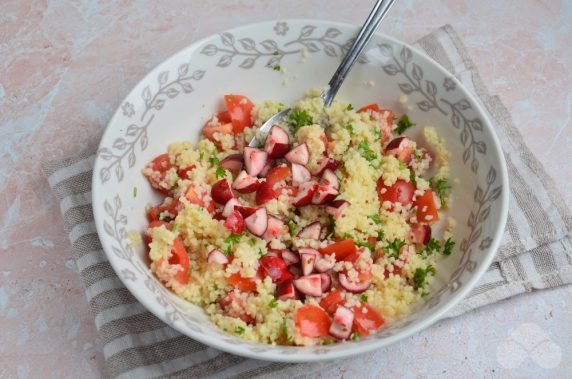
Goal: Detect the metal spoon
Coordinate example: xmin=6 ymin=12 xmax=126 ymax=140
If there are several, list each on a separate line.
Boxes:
xmin=249 ymin=0 xmax=396 ymax=147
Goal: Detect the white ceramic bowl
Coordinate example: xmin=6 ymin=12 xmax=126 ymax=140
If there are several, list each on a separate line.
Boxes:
xmin=93 ymin=19 xmax=508 ymax=362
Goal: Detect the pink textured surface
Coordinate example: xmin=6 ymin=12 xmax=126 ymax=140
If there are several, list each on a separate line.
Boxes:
xmin=1 ymin=1 xmax=570 ymax=377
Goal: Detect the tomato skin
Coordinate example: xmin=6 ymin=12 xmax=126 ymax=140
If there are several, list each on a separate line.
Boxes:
xmin=224 ymin=94 xmax=254 ymax=133
xmin=265 ymin=165 xmax=291 ymax=189
xmin=170 ymin=237 xmax=190 ymax=284
xmin=352 ymin=303 xmax=384 ymax=336
xmin=147 ymin=198 xmax=180 ymax=222
xmin=415 ymin=190 xmax=439 ymax=223
xmin=202 ymin=121 xmax=233 ymax=142
xmin=319 ymin=289 xmax=345 ymax=315
xmin=223 ymin=210 xmax=245 ymax=234
xmin=229 ymin=273 xmax=258 ymax=293
xmin=217 ymin=110 xmax=232 ymax=124
xmin=319 ymin=239 xmax=357 ymax=261
xmin=219 ymin=291 xmax=254 ymax=324
xmin=185 ymin=185 xmax=215 ymax=213
xmin=144 ymin=220 xmax=171 ymax=244
xmin=376 ymin=178 xmax=415 ymax=206
xmin=357 ymin=103 xmax=381 ymax=113
xmin=357 ymin=103 xmax=393 ymax=125
xmin=144 ymin=154 xmax=174 ymax=195
xmin=295 ymin=304 xmax=332 ymax=338
xmin=177 ymin=165 xmax=196 ymax=180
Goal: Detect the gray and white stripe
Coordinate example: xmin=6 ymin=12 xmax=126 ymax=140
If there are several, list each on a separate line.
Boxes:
xmin=43 ymin=25 xmax=571 ymax=378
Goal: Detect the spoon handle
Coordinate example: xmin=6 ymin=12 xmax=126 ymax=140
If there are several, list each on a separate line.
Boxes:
xmin=322 ymin=0 xmax=396 ymax=107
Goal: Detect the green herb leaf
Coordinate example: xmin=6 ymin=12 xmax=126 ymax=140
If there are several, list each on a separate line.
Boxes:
xmin=224 ymin=233 xmax=243 ymax=245
xmin=424 ymin=238 xmax=441 ymax=255
xmin=346 ymin=104 xmax=354 ymax=111
xmin=376 ymin=229 xmax=385 ymax=241
xmin=395 ymin=114 xmax=415 ymax=134
xmin=273 ymin=51 xmax=280 ymax=56
xmin=288 ymin=108 xmax=313 ymax=133
xmin=358 ymin=141 xmax=377 ymax=162
xmin=132 ymin=187 xmax=138 ymax=198
xmin=199 ymin=151 xmax=204 ymax=160
xmin=269 ymin=299 xmax=278 ymax=308
xmin=443 ymin=238 xmax=455 ymax=256
xmin=359 ymin=294 xmax=368 ymax=303
xmin=413 ymin=150 xmax=423 ymax=160
xmin=223 ymin=233 xmax=243 ymax=256
xmin=215 ymin=166 xmax=227 ymax=179
xmin=429 ymin=177 xmax=451 ymax=207
xmin=351 ymin=333 xmax=361 ymax=341
xmin=344 ymin=123 xmax=354 ymax=136
xmin=413 ymin=265 xmax=435 ymax=290
xmin=322 ymin=339 xmax=333 ymax=345
xmin=383 ymin=238 xmax=406 ymax=259
xmin=356 ymin=240 xmax=375 ymax=250
xmin=234 ymin=326 xmax=245 ymax=335
xmin=409 ymin=169 xmax=417 ymax=186
xmin=249 ymin=237 xmax=257 ymax=246
xmin=342 ymin=233 xmax=354 ymax=240
xmin=373 ymin=128 xmax=382 ymax=140
xmin=287 ymin=220 xmax=298 ymax=235
xmin=208 ymin=151 xmax=219 ymax=166
xmin=368 ymin=214 xmax=382 ymax=224
xmin=273 ymin=64 xmax=281 ymax=71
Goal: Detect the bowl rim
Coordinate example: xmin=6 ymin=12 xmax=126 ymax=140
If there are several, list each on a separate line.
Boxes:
xmin=92 ymin=18 xmax=509 ymax=362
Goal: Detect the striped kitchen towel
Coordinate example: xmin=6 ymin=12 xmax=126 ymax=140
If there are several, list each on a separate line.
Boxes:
xmin=44 ymin=25 xmax=572 ymax=378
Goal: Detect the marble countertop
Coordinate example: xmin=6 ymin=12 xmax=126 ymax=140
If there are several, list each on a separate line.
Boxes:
xmin=1 ymin=0 xmax=570 ymax=377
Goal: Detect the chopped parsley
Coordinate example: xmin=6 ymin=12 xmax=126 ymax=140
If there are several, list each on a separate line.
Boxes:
xmin=326 ymin=216 xmax=336 ymax=239
xmin=287 ymin=219 xmax=298 ymax=235
xmin=346 ymin=104 xmax=354 ymax=111
xmin=215 ymin=166 xmax=227 ymax=179
xmin=359 ymin=294 xmax=368 ymax=303
xmin=248 ymin=237 xmax=257 ymax=246
xmin=413 ymin=150 xmax=423 ymax=160
xmin=342 ymin=233 xmax=354 ymax=240
xmin=322 ymin=339 xmax=334 ymax=345
xmin=351 ymin=333 xmax=361 ymax=341
xmin=443 ymin=237 xmax=455 ymax=256
xmin=373 ymin=128 xmax=382 ymax=140
xmin=422 ymin=237 xmax=455 ymax=256
xmin=132 ymin=187 xmax=138 ymax=198
xmin=234 ymin=326 xmax=245 ymax=335
xmin=356 ymin=240 xmax=375 ymax=250
xmin=273 ymin=51 xmax=280 ymax=56
xmin=258 ymin=248 xmax=264 ymax=257
xmin=269 ymin=298 xmax=278 ymax=308
xmin=368 ymin=214 xmax=382 ymax=224
xmin=223 ymin=233 xmax=243 ymax=256
xmin=376 ymin=229 xmax=385 ymax=241
xmin=413 ymin=265 xmax=435 ymax=290
xmin=429 ymin=177 xmax=451 ymax=207
xmin=358 ymin=141 xmax=377 ymax=162
xmin=383 ymin=238 xmax=406 ymax=259
xmin=395 ymin=114 xmax=415 ymax=134
xmin=199 ymin=151 xmax=204 ymax=160
xmin=288 ymin=108 xmax=313 ymax=133
xmin=424 ymin=238 xmax=441 ymax=255
xmin=344 ymin=123 xmax=354 ymax=136
xmin=273 ymin=64 xmax=281 ymax=71
xmin=208 ymin=151 xmax=219 ymax=166
xmin=409 ymin=169 xmax=417 ymax=185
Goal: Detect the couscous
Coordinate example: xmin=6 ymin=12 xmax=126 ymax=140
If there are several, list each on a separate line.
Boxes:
xmin=141 ymin=92 xmax=454 ymax=345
